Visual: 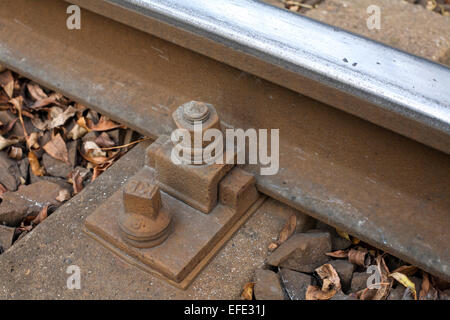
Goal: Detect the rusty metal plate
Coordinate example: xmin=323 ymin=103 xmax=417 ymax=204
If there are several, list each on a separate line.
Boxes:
xmin=85 ymin=167 xmax=265 ymax=289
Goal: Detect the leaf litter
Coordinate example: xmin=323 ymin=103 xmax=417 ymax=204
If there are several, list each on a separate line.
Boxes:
xmin=0 ymin=69 xmax=148 ymax=251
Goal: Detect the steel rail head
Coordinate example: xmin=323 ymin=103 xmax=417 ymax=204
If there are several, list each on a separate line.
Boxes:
xmin=71 ymin=0 xmax=450 ymax=154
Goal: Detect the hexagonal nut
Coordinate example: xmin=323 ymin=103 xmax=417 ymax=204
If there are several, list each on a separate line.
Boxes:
xmin=123 ymin=180 xmax=161 ymax=218
xmin=172 ymin=101 xmax=221 ymax=148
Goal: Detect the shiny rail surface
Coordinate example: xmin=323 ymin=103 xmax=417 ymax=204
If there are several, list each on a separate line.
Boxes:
xmin=0 ymin=0 xmax=449 ymax=282
xmin=69 ymin=0 xmax=450 ymax=154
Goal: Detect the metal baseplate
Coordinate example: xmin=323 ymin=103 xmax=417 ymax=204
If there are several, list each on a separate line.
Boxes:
xmin=84 ymin=102 xmax=265 ymax=289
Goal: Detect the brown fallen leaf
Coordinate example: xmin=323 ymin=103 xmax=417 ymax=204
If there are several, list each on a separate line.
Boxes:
xmin=241 ymin=282 xmax=254 ymax=300
xmin=29 ymin=93 xmax=62 ymax=110
xmin=79 ymin=146 xmax=120 ymax=166
xmin=43 ymin=133 xmax=69 ymax=164
xmin=268 ymin=242 xmax=279 ymax=252
xmin=83 ymin=141 xmax=106 ymax=158
xmin=26 ymin=132 xmax=41 ymax=149
xmin=306 ymin=264 xmax=341 ymax=300
xmin=268 ymin=212 xmax=297 ymax=251
xmin=67 ymin=123 xmax=88 ymax=140
xmin=336 ymin=228 xmax=360 ymax=244
xmin=0 ymin=135 xmax=20 ymax=151
xmin=31 ymin=205 xmax=49 ymax=226
xmin=49 ymin=105 xmax=77 ymax=129
xmin=9 ymin=96 xmax=28 ymax=137
xmin=370 ymin=256 xmax=393 ymax=300
xmin=325 ymin=250 xmax=349 ymax=259
xmin=419 ymin=272 xmax=438 ymax=300
xmin=88 ymin=116 xmax=125 ymax=131
xmin=0 ymin=183 xmax=7 ymax=196
xmin=8 ymin=146 xmax=22 ymax=160
xmin=69 ymin=170 xmax=84 ymax=194
xmin=95 ymin=132 xmax=116 ymax=148
xmin=348 ymin=248 xmax=369 ymax=267
xmin=391 ymin=265 xmax=418 ymax=277
xmin=278 ymin=213 xmax=297 ymax=244
xmin=76 ymin=116 xmax=91 ymax=132
xmin=0 ymin=70 xmax=14 ymax=98
xmin=390 ymin=272 xmax=417 ymax=300
xmin=28 ymin=151 xmax=45 ymax=176
xmin=27 ymin=83 xmax=48 ymax=101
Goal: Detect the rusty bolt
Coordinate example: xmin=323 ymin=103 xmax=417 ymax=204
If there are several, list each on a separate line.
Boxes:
xmin=118 ymin=180 xmax=172 ymax=248
xmin=182 ymin=101 xmax=210 ymax=124
xmin=172 ymin=101 xmax=222 ymax=164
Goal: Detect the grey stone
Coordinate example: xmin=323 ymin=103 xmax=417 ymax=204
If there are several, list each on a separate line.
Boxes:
xmin=267 ymin=232 xmax=331 ymax=273
xmin=0 ymin=151 xmax=21 ymax=191
xmin=0 ymin=181 xmax=64 ymax=226
xmin=18 ymin=158 xmax=29 ymax=182
xmin=0 ymin=225 xmax=15 ymax=252
xmin=387 ymin=286 xmax=405 ymax=300
xmin=315 ymin=221 xmax=352 ymax=250
xmin=330 ymin=260 xmax=355 ymax=292
xmin=440 ymin=290 xmax=450 ymax=300
xmin=262 ymin=198 xmax=315 ymax=233
xmin=254 ymin=269 xmax=285 ymax=300
xmin=279 ymin=268 xmax=311 ymax=300
xmin=42 ymin=153 xmax=72 ymax=178
xmin=350 ymin=272 xmax=370 ymax=293
xmin=82 ymin=131 xmax=98 ymax=143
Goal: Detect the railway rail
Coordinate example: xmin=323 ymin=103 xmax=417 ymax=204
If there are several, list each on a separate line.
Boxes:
xmin=0 ymin=0 xmax=449 ymax=282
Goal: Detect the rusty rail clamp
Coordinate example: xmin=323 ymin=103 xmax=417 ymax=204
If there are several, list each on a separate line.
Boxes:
xmin=84 ymin=102 xmax=265 ymax=289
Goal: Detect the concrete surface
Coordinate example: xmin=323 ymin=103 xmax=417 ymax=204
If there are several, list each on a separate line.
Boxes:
xmin=263 ymin=0 xmax=450 ymax=65
xmin=0 ymin=141 xmax=295 ymax=299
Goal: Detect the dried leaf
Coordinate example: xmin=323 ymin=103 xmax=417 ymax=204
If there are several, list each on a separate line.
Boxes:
xmin=0 ymin=70 xmax=14 ymax=98
xmin=88 ymin=116 xmax=125 ymax=131
xmin=69 ymin=170 xmax=84 ymax=194
xmin=0 ymin=183 xmax=7 ymax=195
xmin=336 ymin=228 xmax=360 ymax=244
xmin=392 ymin=265 xmax=418 ymax=277
xmin=305 ymin=285 xmax=337 ymax=300
xmin=29 ymin=93 xmax=62 ymax=110
xmin=370 ymin=256 xmax=392 ymax=300
xmin=83 ymin=141 xmax=106 ymax=158
xmin=8 ymin=146 xmax=22 ymax=160
xmin=316 ymin=263 xmax=341 ymax=292
xmin=0 ymin=135 xmax=19 ymax=150
xmin=31 ymin=205 xmax=48 ymax=225
xmin=419 ymin=273 xmax=438 ymax=300
xmin=390 ymin=272 xmax=416 ymax=300
xmin=268 ymin=242 xmax=279 ymax=252
xmin=95 ymin=132 xmax=116 ymax=148
xmin=241 ymin=282 xmax=254 ymax=300
xmin=28 ymin=151 xmax=45 ymax=176
xmin=56 ymin=189 xmax=71 ymax=202
xmin=306 ymin=264 xmax=341 ymax=300
xmin=27 ymin=83 xmax=48 ymax=101
xmin=348 ymin=248 xmax=369 ymax=267
xmin=67 ymin=123 xmax=88 ymax=140
xmin=77 ymin=116 xmax=91 ymax=132
xmin=43 ymin=133 xmax=69 ymax=164
xmin=279 ymin=213 xmax=296 ymax=244
xmin=26 ymin=132 xmax=41 ymax=149
xmin=325 ymin=250 xmax=348 ymax=258
xmin=49 ymin=105 xmax=77 ymax=129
